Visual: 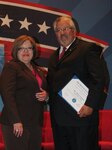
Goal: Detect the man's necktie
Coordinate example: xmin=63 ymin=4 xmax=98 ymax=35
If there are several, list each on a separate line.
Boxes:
xmin=59 ymin=47 xmax=66 ymax=60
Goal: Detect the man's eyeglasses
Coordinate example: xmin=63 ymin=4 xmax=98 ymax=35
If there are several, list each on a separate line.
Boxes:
xmin=18 ymin=47 xmax=33 ymax=52
xmin=55 ymin=26 xmax=73 ymax=33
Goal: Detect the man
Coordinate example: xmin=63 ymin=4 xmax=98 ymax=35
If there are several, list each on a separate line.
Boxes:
xmin=47 ymin=16 xmax=108 ymax=150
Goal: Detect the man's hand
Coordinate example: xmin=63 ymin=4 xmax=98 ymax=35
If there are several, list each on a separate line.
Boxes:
xmin=78 ymin=105 xmax=93 ymax=118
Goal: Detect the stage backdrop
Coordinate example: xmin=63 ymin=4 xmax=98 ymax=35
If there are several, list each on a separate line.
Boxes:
xmin=0 ymin=0 xmax=112 ymax=111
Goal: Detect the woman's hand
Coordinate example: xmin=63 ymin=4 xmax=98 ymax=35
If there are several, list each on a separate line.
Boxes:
xmin=35 ymin=88 xmax=49 ymax=102
xmin=13 ymin=123 xmax=23 ymax=137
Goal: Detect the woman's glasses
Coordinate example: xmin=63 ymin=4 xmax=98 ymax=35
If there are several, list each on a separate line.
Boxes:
xmin=18 ymin=47 xmax=33 ymax=52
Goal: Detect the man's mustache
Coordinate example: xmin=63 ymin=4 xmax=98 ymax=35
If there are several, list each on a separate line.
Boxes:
xmin=60 ymin=34 xmax=68 ymax=39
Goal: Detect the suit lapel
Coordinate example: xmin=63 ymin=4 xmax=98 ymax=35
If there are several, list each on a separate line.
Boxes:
xmin=18 ymin=61 xmax=38 ymax=82
xmin=57 ymin=38 xmax=79 ymax=66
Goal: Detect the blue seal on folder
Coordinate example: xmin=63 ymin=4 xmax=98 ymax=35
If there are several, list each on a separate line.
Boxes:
xmin=72 ymin=98 xmax=76 ymax=103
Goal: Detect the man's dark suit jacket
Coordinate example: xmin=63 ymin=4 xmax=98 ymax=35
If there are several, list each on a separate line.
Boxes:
xmin=47 ymin=38 xmax=105 ymax=127
xmin=99 ymin=56 xmax=110 ymax=109
xmin=0 ymin=60 xmax=47 ymax=127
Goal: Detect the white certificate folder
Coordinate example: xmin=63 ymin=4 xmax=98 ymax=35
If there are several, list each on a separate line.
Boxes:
xmin=58 ymin=75 xmax=89 ymax=112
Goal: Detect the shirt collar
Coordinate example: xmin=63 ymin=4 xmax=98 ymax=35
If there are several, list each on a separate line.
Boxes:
xmin=60 ymin=38 xmax=76 ymax=53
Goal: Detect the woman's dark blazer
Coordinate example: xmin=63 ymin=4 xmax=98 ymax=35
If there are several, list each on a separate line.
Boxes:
xmin=47 ymin=38 xmax=105 ymax=126
xmin=0 ymin=60 xmax=47 ymax=127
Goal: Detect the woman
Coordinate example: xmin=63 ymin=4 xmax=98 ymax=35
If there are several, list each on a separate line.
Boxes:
xmin=0 ymin=35 xmax=48 ymax=150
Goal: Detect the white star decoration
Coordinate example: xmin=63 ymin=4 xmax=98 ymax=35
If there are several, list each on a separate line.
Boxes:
xmin=37 ymin=21 xmax=51 ymax=34
xmin=19 ymin=17 xmax=32 ymax=30
xmin=0 ymin=14 xmax=51 ymax=35
xmin=0 ymin=14 xmax=13 ymax=27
